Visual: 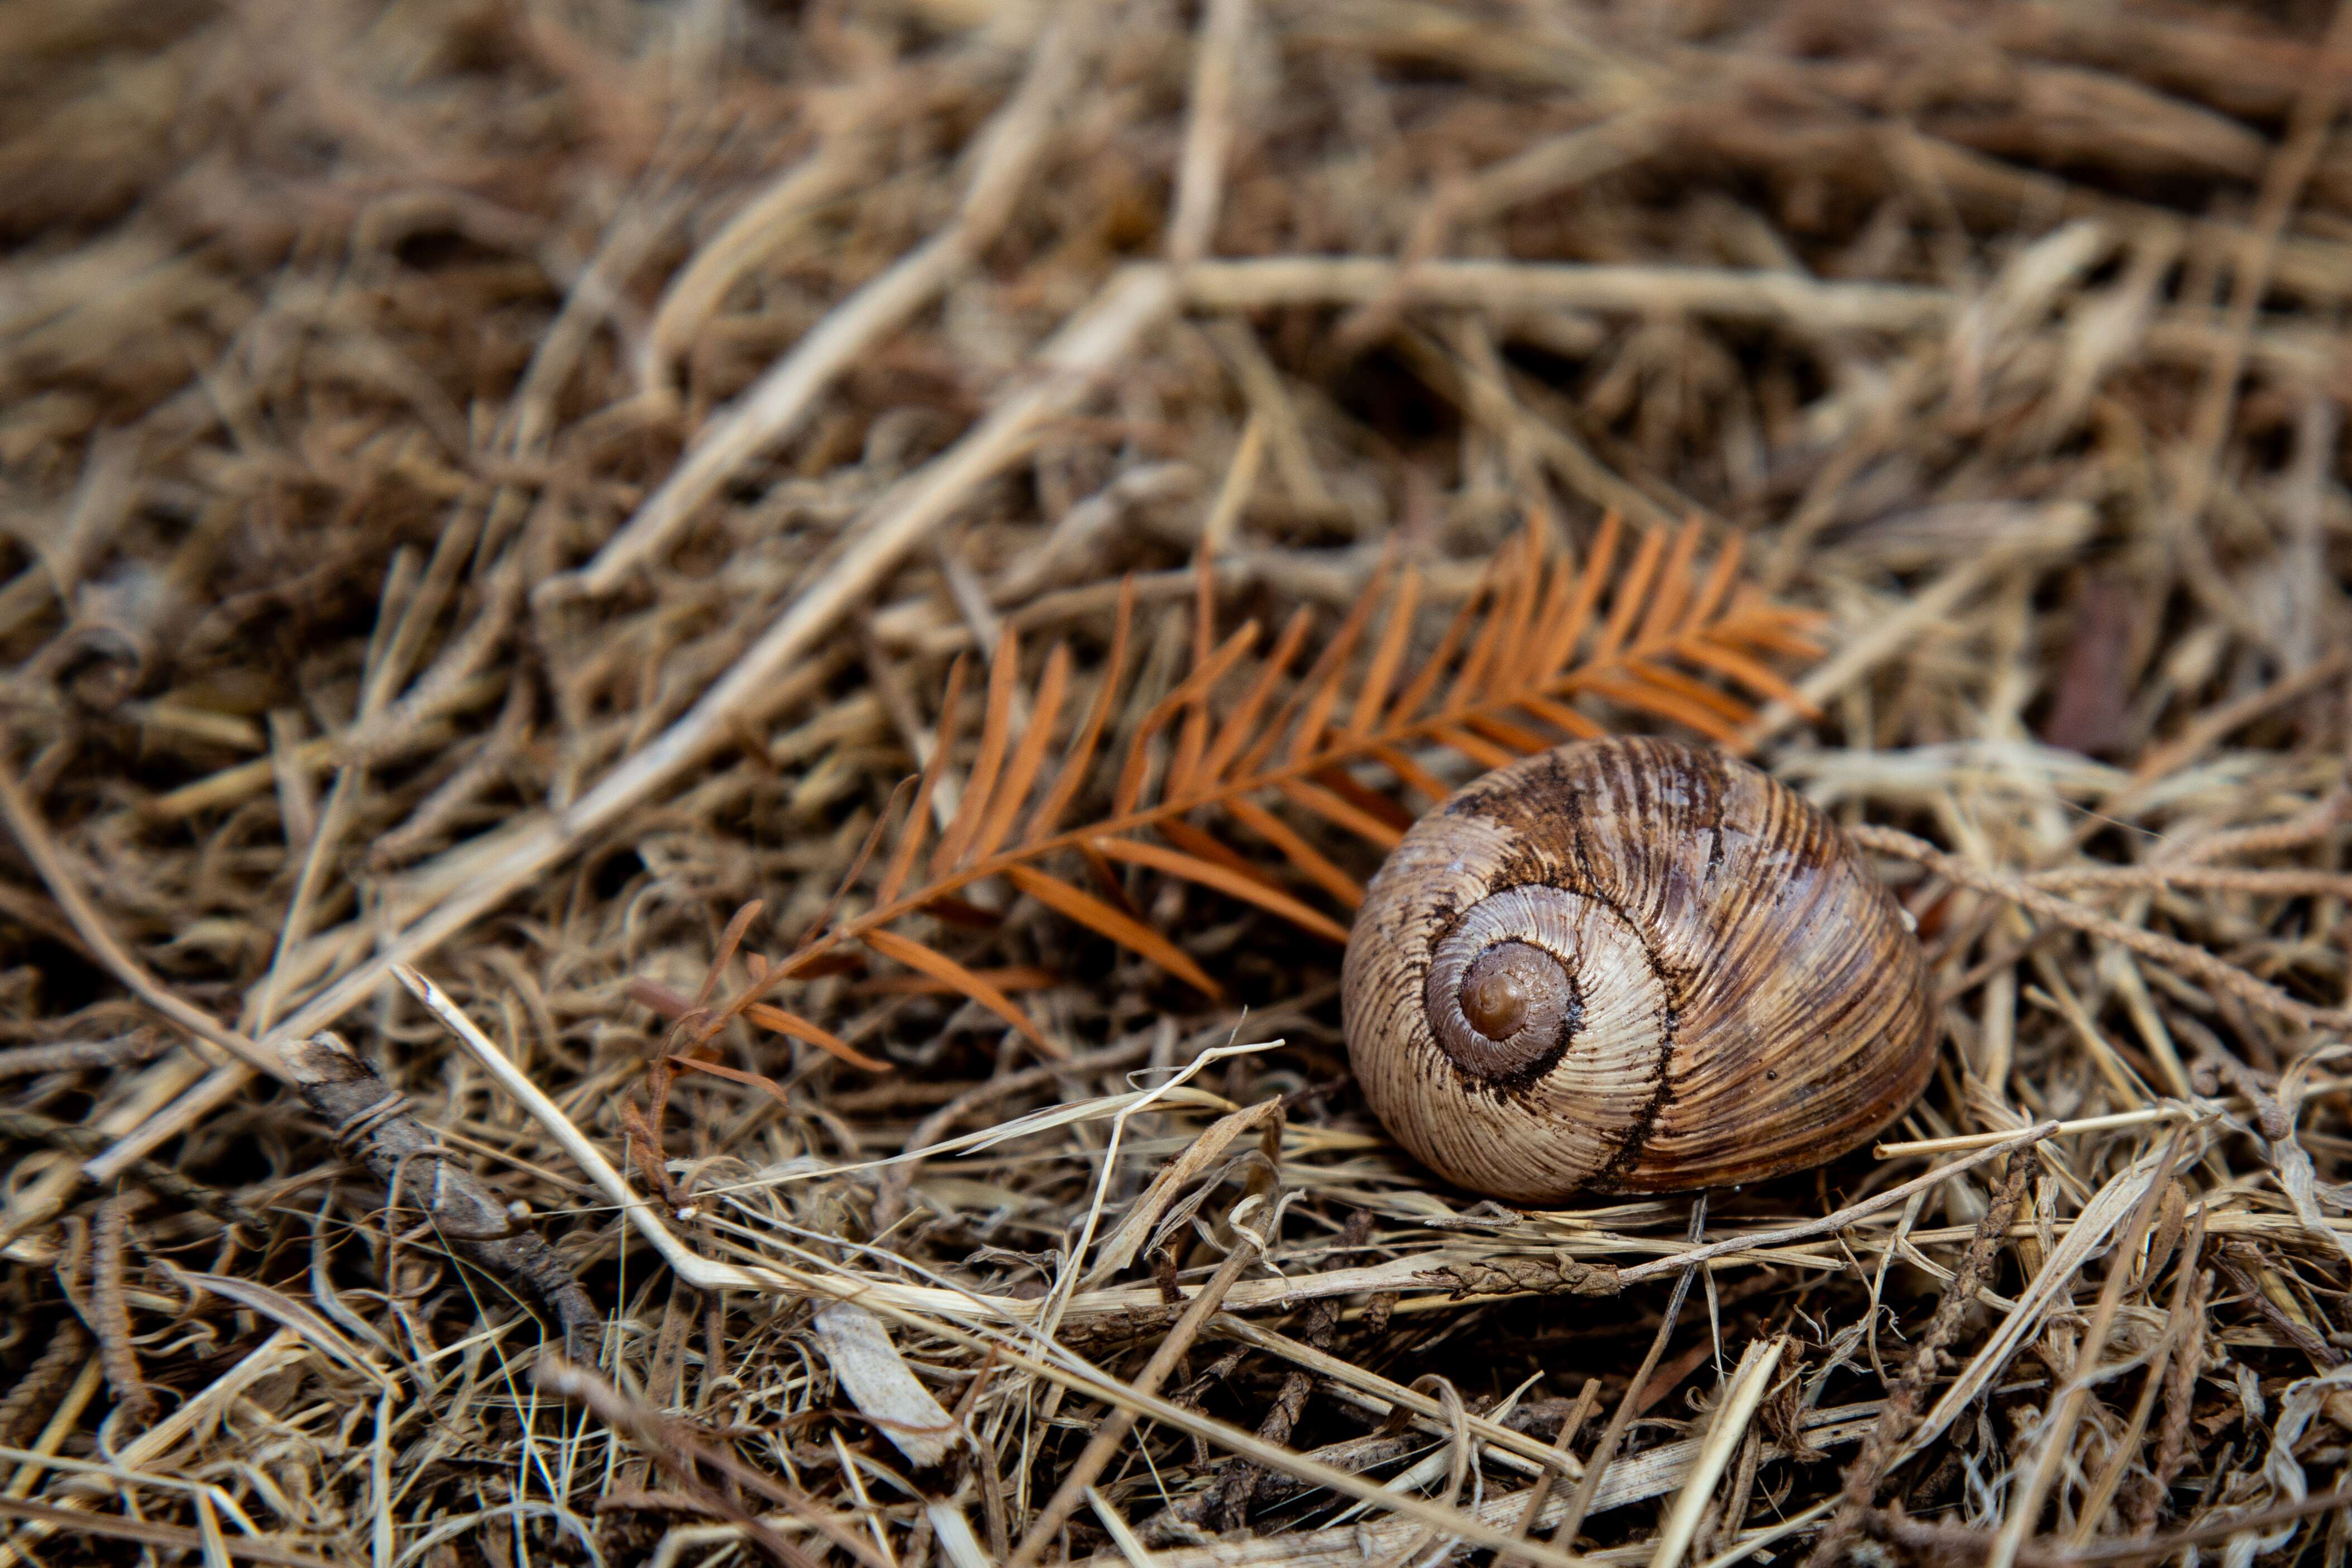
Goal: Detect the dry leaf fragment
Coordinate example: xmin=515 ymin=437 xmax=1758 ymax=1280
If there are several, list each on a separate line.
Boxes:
xmin=811 ymin=1301 xmax=960 ymax=1470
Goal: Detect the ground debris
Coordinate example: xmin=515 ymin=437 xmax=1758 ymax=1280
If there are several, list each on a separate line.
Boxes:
xmin=2 ymin=1 xmax=2351 ymax=1562
xmin=283 ymin=1030 xmax=599 ymax=1356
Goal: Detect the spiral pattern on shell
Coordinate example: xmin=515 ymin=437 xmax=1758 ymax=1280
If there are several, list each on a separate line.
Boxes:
xmin=1341 ymin=737 xmax=1934 ymax=1202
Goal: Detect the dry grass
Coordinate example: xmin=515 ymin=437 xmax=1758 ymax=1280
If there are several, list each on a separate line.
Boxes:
xmin=4 ymin=1 xmax=2352 ymax=1564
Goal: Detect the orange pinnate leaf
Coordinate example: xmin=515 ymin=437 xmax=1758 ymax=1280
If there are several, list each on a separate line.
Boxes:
xmin=683 ymin=509 xmax=1829 ymax=1105
xmin=1385 ymin=589 xmax=1478 ymax=728
xmin=669 ymin=1056 xmax=800 ymax=1105
xmin=1369 ymin=743 xmax=1456 ymax=804
xmin=933 ymin=630 xmax=1023 ymax=875
xmin=1076 ymin=839 xmax=1129 ymax=908
xmin=1593 ymin=523 xmax=1665 ymax=663
xmin=1620 ymin=658 xmax=1761 ymax=728
xmin=1442 ymin=574 xmax=1512 ymax=713
xmin=1484 ymin=528 xmax=1544 ymax=693
xmin=1224 ymin=796 xmax=1365 ymax=909
xmin=1174 ymin=548 xmax=1220 ymax=799
xmin=1027 ymin=576 xmax=1135 ymax=843
xmin=850 ymin=964 xmax=1057 ymax=997
xmin=1277 ymin=777 xmax=1406 ymax=850
xmin=1283 ymin=572 xmax=1384 ymax=763
xmin=876 ymin=654 xmax=971 ymax=906
xmin=740 ymin=1007 xmax=890 ymax=1072
xmin=1310 ymin=766 xmax=1416 ymax=833
xmin=1201 ymin=605 xmax=1312 ymax=785
xmin=861 ymin=928 xmax=1059 ymax=1057
xmin=915 ymin=892 xmax=998 ymax=930
xmin=1719 ymin=596 xmax=1829 ymax=658
xmin=1116 ymin=621 xmax=1260 ymax=813
xmin=1530 ymin=509 xmax=1619 ymax=678
xmin=973 ymin=642 xmax=1070 ymax=864
xmin=1636 ymin=520 xmax=1704 ymax=647
xmin=1092 ymin=836 xmax=1351 ymax=944
xmin=1505 ymin=549 xmax=1574 ymax=691
xmin=696 ymin=899 xmax=764 ymax=1014
xmin=1513 ymin=693 xmax=1607 ymax=742
xmin=1675 ymin=634 xmax=1818 ymax=716
xmin=1158 ymin=816 xmax=1279 ymax=886
xmin=1460 ymin=711 xmax=1554 ymax=756
xmin=1427 ymin=723 xmax=1519 ymax=772
xmin=1681 ymin=529 xmax=1742 ymax=633
xmin=795 ymin=780 xmax=905 ymax=954
xmin=1350 ymin=567 xmax=1421 ymax=735
xmin=1576 ymin=675 xmax=1744 ymax=743
xmin=1005 ymin=864 xmax=1220 ymax=997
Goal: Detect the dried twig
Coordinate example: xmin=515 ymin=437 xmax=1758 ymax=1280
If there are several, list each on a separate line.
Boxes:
xmin=534 ymin=1356 xmax=887 ymax=1568
xmin=1848 ymin=825 xmax=2352 ymax=1033
xmin=0 ymin=751 xmax=276 ymax=1077
xmin=563 ymin=14 xmax=1097 ymax=598
xmin=1007 ymin=1235 xmax=1264 ymax=1567
xmin=1803 ymin=1149 xmax=2038 ymax=1567
xmin=0 ymin=1111 xmax=259 ymax=1229
xmin=87 ymin=1191 xmax=154 ymax=1428
xmin=0 ymin=1035 xmax=169 ymax=1079
xmin=283 ymin=1031 xmax=599 ymax=1354
xmin=1199 ymin=1208 xmax=1372 ymax=1532
xmin=0 ymin=1321 xmax=88 ymax=1450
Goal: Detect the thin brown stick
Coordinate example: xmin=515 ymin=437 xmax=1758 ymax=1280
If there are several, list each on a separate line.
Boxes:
xmin=1801 ymin=1147 xmax=2038 ymax=1568
xmin=1550 ymin=1200 xmax=1707 ymax=1550
xmin=1847 ymin=825 xmax=2352 ymax=1034
xmin=1988 ymin=1130 xmax=2186 ymax=1568
xmin=1006 ymin=1236 xmax=1262 ymax=1567
xmin=0 ymin=750 xmax=279 ymax=1079
xmin=1512 ymin=1376 xmax=1604 ymax=1545
xmin=0 ymin=1498 xmax=337 ymax=1568
xmin=535 ymin=1356 xmax=886 ymax=1568
xmin=0 ymin=1321 xmax=88 ymax=1450
xmin=1203 ymin=1208 xmax=1373 ymax=1531
xmin=283 ymin=1030 xmax=599 ymax=1353
xmin=567 ymin=15 xmax=1096 ymax=597
xmin=87 ymin=1191 xmax=154 ymax=1428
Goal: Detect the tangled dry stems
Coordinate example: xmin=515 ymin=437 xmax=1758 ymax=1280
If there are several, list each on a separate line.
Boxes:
xmin=5 ymin=2 xmax=2352 ymax=1566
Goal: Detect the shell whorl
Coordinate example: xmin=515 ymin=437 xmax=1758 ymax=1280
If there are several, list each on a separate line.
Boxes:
xmin=1341 ymin=737 xmax=1934 ymax=1202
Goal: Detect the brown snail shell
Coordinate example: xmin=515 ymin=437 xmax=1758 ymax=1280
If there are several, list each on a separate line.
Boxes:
xmin=1341 ymin=736 xmax=1934 ymax=1203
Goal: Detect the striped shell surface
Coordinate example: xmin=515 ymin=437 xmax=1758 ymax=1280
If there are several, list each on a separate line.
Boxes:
xmin=1341 ymin=737 xmax=1935 ymax=1203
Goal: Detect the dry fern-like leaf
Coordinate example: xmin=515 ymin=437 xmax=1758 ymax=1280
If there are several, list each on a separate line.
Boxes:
xmin=691 ymin=513 xmax=1824 ymax=1063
